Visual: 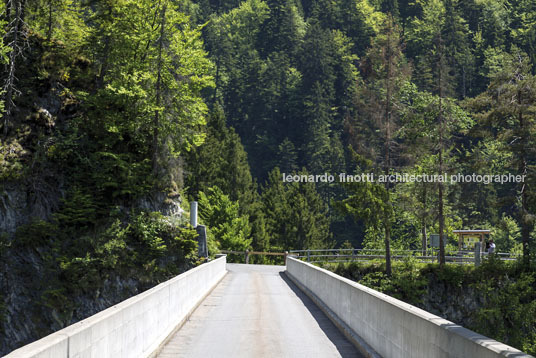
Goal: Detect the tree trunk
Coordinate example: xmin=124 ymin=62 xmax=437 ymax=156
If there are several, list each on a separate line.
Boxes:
xmin=437 ymin=32 xmax=446 ymax=266
xmin=383 ymin=17 xmax=393 ymax=276
xmin=3 ymin=0 xmax=25 ymax=137
xmin=385 ymin=222 xmax=392 ymax=275
xmin=212 ymin=58 xmax=221 ymax=106
xmin=518 ymin=90 xmax=533 ymax=264
xmin=421 ymin=184 xmax=428 ymax=255
xmin=152 ymin=3 xmax=167 ymax=175
xmin=47 ymin=0 xmax=53 ymax=41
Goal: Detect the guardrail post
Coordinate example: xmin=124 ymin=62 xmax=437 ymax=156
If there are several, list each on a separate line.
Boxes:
xmin=245 ymin=250 xmax=250 ymax=264
xmin=190 ymin=201 xmax=198 ymax=228
xmin=284 ymin=251 xmax=288 ymax=265
xmin=307 ymin=249 xmax=310 ymax=262
xmin=474 ymin=242 xmax=481 ymax=266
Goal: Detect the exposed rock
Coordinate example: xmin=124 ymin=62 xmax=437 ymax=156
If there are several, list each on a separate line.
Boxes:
xmin=135 ymin=192 xmax=184 ymax=218
xmin=0 ymin=181 xmax=62 ymax=235
xmin=0 ymin=192 xmax=186 ymax=355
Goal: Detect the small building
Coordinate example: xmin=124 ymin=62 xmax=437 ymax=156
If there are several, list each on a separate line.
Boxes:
xmin=453 ymin=230 xmax=490 ymax=252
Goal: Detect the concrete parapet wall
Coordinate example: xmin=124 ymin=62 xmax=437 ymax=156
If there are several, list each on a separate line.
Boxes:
xmin=5 ymin=256 xmax=227 ymax=358
xmin=286 ymin=257 xmax=532 ymax=358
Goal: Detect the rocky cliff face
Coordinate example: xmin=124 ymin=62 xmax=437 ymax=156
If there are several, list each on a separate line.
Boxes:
xmin=0 ymin=191 xmax=187 ymax=355
xmin=1 ymin=247 xmax=149 ymax=354
xmin=419 ymin=278 xmax=484 ymax=329
xmin=1 ymin=182 xmax=61 ymax=235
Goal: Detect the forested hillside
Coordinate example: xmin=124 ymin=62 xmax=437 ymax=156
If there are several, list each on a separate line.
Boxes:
xmin=185 ymin=0 xmax=536 ymax=258
xmin=0 ymin=0 xmax=535 ymax=354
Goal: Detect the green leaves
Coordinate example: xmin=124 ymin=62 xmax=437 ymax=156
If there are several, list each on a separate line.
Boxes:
xmin=83 ymin=0 xmax=214 ymax=173
xmin=198 ymin=186 xmax=252 ymax=252
xmin=336 ymin=171 xmax=392 ymax=232
xmin=261 ymin=167 xmax=332 ymax=250
xmin=468 ymin=47 xmax=536 ymax=260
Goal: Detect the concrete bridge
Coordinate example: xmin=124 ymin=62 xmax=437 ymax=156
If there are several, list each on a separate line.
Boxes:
xmin=5 ymin=256 xmax=533 ymax=358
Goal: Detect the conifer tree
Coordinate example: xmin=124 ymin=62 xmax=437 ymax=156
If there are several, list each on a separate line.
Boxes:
xmin=262 ymin=167 xmax=331 ymax=250
xmin=2 ymin=0 xmax=27 ymax=136
xmin=85 ymin=0 xmax=213 ymax=174
xmin=345 ymin=15 xmax=409 ymax=275
xmin=0 ymin=1 xmax=10 ymax=118
xmin=25 ymin=0 xmax=87 ymax=47
xmin=470 ymin=48 xmax=536 ymax=262
xmin=185 ymin=106 xmax=255 ymax=214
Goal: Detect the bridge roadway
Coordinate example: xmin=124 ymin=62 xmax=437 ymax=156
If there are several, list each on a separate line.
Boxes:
xmin=156 ymin=263 xmax=362 ymax=358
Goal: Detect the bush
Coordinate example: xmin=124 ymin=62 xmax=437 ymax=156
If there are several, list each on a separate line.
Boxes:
xmin=198 ymin=186 xmax=252 ymax=253
xmin=320 ymin=258 xmax=536 ymax=356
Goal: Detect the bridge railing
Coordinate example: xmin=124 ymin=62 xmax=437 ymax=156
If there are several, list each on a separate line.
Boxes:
xmin=288 ymin=248 xmax=520 ymax=265
xmin=217 ymin=248 xmax=520 ymax=265
xmin=219 ymin=250 xmax=288 ymax=265
xmin=5 ymin=256 xmax=227 ymax=358
xmin=286 ymin=257 xmax=532 ymax=357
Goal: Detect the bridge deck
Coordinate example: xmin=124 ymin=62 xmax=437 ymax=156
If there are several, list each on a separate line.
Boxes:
xmin=156 ymin=263 xmax=361 ymax=358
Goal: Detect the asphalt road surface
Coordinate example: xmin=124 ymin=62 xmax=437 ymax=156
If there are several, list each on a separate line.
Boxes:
xmin=156 ymin=263 xmax=361 ymax=358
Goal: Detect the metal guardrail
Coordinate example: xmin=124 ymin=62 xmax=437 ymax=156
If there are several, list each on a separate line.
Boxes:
xmin=220 ymin=250 xmax=288 ymax=264
xmin=287 ymin=248 xmax=520 ymax=265
xmin=218 ymin=248 xmax=520 ymax=265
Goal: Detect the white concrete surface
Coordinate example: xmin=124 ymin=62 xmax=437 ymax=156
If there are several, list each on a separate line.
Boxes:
xmin=286 ymin=257 xmax=533 ymax=358
xmin=5 ymin=256 xmax=227 ymax=358
xmin=157 ymin=264 xmax=361 ymax=358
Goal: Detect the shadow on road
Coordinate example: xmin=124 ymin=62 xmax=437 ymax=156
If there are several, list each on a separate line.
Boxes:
xmin=279 ymin=272 xmax=363 ymax=358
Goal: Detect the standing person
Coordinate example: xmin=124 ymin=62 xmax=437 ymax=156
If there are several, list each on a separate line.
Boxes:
xmin=488 ymin=239 xmax=496 ymax=255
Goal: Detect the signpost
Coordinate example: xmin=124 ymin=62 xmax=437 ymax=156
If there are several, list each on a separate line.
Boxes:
xmin=453 ymin=230 xmax=490 ymax=252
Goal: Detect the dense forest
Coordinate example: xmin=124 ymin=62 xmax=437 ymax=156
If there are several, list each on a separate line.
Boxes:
xmin=0 ymin=0 xmax=535 ymax=354
xmin=192 ymin=0 xmax=536 ymax=266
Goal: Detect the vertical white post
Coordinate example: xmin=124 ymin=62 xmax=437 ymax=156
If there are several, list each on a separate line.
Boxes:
xmin=190 ymin=201 xmax=198 ymax=228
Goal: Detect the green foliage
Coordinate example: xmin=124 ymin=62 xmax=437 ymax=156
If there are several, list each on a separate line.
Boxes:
xmin=493 ymin=215 xmax=522 ymax=254
xmin=2 ymin=0 xmax=536 ymax=352
xmin=90 ymin=152 xmax=153 ymax=200
xmin=471 ymin=260 xmax=536 ymax=353
xmin=14 ymin=219 xmax=59 ymax=247
xmin=262 ymin=168 xmax=332 ymax=250
xmin=0 ymin=137 xmax=26 ymax=181
xmin=0 ymin=0 xmax=9 ymax=117
xmin=53 ymin=188 xmax=97 ymax=230
xmin=468 ymin=47 xmax=536 ymax=260
xmin=323 ymin=259 xmax=427 ymax=303
xmin=186 ymin=106 xmax=255 ymax=213
xmin=26 ymin=0 xmax=89 ymax=48
xmin=12 ymin=209 xmax=199 ymax=317
xmin=322 ymin=258 xmax=536 ymax=355
xmin=335 ymin=152 xmax=392 ymax=233
xmin=128 ymin=211 xmax=198 ymax=266
xmin=198 ymin=186 xmax=252 ymax=252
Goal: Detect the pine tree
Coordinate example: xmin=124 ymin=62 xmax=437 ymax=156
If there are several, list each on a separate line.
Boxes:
xmin=85 ymin=0 xmax=214 ymax=174
xmin=261 ymin=167 xmax=331 ymax=250
xmin=198 ymin=186 xmax=252 ymax=252
xmin=346 ymin=15 xmax=410 ymax=275
xmin=469 ymin=48 xmax=536 ymax=262
xmin=25 ymin=0 xmax=87 ymax=47
xmin=510 ymin=0 xmax=536 ymax=72
xmin=2 ymin=0 xmax=27 ymax=136
xmin=0 ymin=1 xmax=10 ymax=117
xmin=185 ymin=105 xmax=255 ymax=215
xmin=277 ymin=138 xmax=299 ymax=174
